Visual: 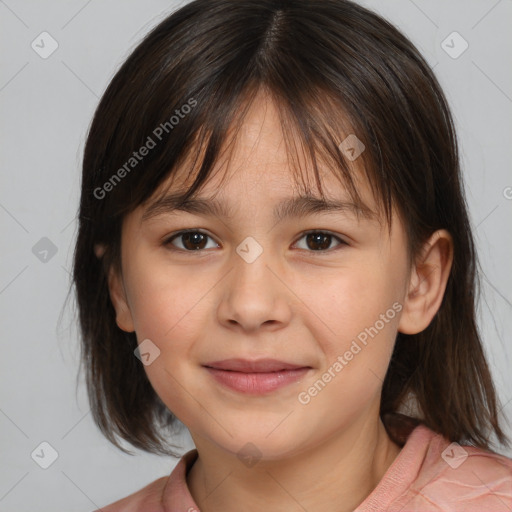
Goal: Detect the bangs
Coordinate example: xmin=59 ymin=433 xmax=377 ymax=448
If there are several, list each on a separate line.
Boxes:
xmin=89 ymin=4 xmax=402 ymax=248
xmin=125 ymin=81 xmax=389 ymax=232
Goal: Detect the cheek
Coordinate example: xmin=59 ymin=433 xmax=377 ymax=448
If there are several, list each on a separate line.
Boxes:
xmin=298 ymin=260 xmax=401 ymax=350
xmin=123 ymin=259 xmax=216 ymax=425
xmin=123 ymin=250 xmax=211 ymax=339
xmin=295 ymin=263 xmax=404 ymax=421
xmin=294 ymin=266 xmax=401 ymax=425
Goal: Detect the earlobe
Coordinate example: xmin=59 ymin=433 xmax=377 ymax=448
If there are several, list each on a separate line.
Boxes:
xmin=107 ymin=266 xmax=135 ymax=333
xmin=398 ymin=230 xmax=453 ymax=335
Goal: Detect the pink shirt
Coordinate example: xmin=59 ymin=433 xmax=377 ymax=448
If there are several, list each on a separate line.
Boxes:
xmin=96 ymin=424 xmax=512 ymax=511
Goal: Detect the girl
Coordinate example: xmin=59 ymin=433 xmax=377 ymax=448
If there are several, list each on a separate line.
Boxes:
xmin=72 ymin=0 xmax=512 ymax=510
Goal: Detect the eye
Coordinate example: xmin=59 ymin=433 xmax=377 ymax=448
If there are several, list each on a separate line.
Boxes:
xmin=163 ymin=229 xmax=347 ymax=253
xmin=164 ymin=230 xmax=219 ymax=251
xmin=293 ymin=230 xmax=347 ymax=253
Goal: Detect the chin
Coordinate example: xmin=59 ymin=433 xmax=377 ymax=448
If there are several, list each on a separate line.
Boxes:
xmin=203 ymin=423 xmax=311 ymax=463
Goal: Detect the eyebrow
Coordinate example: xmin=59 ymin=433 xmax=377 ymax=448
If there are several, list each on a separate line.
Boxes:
xmin=141 ymin=192 xmax=377 ymax=223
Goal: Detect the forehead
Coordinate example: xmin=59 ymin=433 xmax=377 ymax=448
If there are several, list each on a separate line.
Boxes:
xmin=142 ymin=89 xmax=380 ymax=221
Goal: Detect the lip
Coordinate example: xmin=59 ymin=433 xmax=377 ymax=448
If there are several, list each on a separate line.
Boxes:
xmin=203 ymin=358 xmax=312 ymax=394
xmin=204 ymin=358 xmax=309 ymax=372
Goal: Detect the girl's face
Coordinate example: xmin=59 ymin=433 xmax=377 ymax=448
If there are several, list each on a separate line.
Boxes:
xmin=110 ymin=92 xmax=413 ymax=460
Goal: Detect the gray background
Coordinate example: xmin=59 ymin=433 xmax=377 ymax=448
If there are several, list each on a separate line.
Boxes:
xmin=1 ymin=1 xmax=511 ymax=510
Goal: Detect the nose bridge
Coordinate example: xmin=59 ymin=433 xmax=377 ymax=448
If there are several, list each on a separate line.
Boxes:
xmin=231 ymin=234 xmax=275 ymax=291
xmin=217 ymin=234 xmax=290 ymax=330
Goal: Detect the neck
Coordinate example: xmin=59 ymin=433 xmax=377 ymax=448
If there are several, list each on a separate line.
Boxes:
xmin=186 ymin=411 xmax=401 ymax=512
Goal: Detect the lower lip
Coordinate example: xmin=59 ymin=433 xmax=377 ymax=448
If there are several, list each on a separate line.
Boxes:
xmin=205 ymin=367 xmax=311 ymax=394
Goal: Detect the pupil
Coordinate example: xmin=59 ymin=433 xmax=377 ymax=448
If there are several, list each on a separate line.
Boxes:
xmin=308 ymin=233 xmax=330 ymax=250
xmin=184 ymin=232 xmax=206 ymax=250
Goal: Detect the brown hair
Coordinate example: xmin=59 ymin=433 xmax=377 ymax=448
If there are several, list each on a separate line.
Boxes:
xmin=71 ymin=0 xmax=509 ymax=456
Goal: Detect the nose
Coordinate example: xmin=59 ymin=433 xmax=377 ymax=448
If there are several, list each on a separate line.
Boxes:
xmin=216 ymin=242 xmax=293 ymax=332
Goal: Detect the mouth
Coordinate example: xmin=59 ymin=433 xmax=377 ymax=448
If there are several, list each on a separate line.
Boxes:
xmin=203 ymin=358 xmax=312 ymax=394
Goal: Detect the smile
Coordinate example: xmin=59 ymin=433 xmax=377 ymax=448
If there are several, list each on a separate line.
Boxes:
xmin=203 ymin=358 xmax=312 ymax=394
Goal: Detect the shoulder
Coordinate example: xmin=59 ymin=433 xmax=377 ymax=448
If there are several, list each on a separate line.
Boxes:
xmin=93 ymin=475 xmax=169 ymax=512
xmin=427 ymin=435 xmax=512 ymax=482
xmin=406 ymin=433 xmax=512 ymax=510
xmin=93 ymin=449 xmax=199 ymax=512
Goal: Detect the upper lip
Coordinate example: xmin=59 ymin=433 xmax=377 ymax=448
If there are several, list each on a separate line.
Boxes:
xmin=203 ymin=358 xmax=310 ymax=373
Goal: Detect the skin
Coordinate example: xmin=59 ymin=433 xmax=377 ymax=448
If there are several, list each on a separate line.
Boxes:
xmin=106 ymin=89 xmax=453 ymax=512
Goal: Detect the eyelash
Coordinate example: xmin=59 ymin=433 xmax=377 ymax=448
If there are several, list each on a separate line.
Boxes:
xmin=162 ymin=229 xmax=348 ymax=255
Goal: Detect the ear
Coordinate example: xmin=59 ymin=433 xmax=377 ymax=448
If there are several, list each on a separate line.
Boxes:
xmin=107 ymin=263 xmax=136 ymax=333
xmin=94 ymin=243 xmax=106 ymax=259
xmin=94 ymin=243 xmax=135 ymax=332
xmin=398 ymin=229 xmax=453 ymax=335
